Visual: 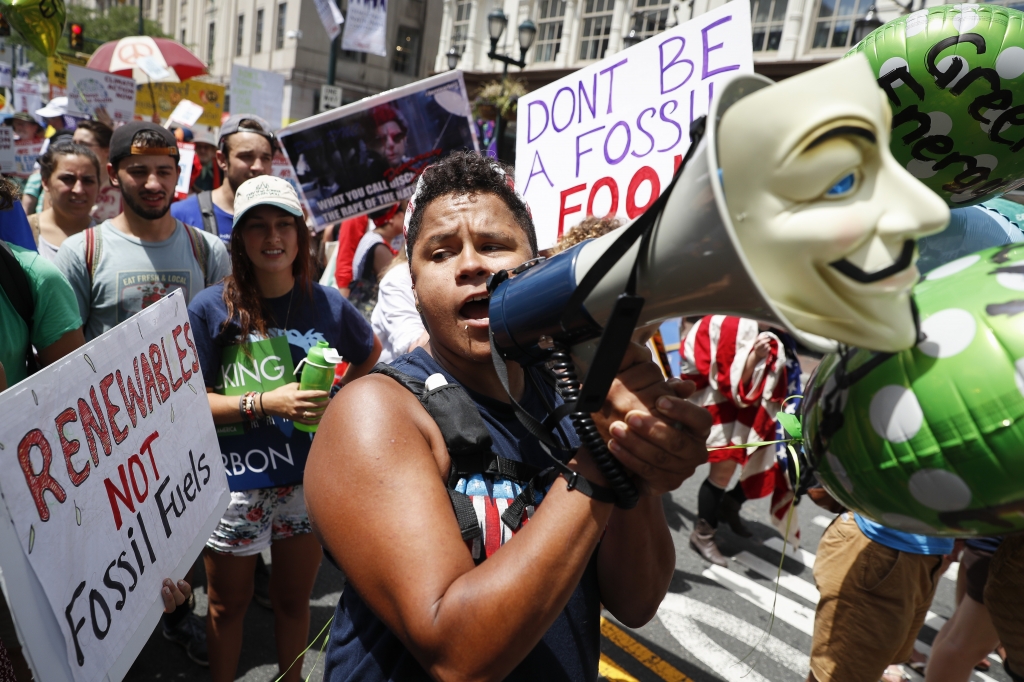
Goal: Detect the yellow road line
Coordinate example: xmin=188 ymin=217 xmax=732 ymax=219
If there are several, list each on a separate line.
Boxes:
xmin=601 ymin=617 xmax=693 ymax=682
xmin=599 ymin=653 xmax=641 ymax=681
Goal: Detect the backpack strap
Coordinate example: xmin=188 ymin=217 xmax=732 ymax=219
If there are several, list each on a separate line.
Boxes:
xmin=0 ymin=240 xmax=39 ymax=375
xmin=182 ymin=223 xmax=212 ymax=286
xmin=197 ymin=190 xmax=219 ymax=236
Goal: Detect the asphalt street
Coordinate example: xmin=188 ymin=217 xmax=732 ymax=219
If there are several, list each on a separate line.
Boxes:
xmin=124 ymin=463 xmax=1010 ymax=682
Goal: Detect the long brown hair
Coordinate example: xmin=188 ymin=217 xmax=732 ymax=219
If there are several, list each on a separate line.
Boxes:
xmin=222 ymin=208 xmax=313 ymax=340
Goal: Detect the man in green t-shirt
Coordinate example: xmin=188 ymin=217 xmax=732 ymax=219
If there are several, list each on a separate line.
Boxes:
xmin=0 ymin=240 xmax=84 ymax=390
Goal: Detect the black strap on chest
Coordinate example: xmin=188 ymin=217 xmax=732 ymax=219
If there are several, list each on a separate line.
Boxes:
xmin=197 ymin=190 xmax=218 ymax=236
xmin=371 ymin=363 xmax=615 ymax=551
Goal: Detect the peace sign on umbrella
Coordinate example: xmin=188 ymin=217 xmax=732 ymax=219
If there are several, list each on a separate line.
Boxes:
xmin=86 ymin=36 xmax=207 ymax=83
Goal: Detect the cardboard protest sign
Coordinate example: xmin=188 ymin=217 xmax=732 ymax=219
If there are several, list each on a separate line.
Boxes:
xmin=0 ymin=291 xmax=230 ymax=682
xmin=135 ymin=80 xmax=225 ymax=128
xmin=0 ymin=126 xmax=14 ymax=173
xmin=230 ymin=65 xmax=285 ymax=129
xmin=12 ymin=139 xmax=42 ymax=178
xmin=66 ymin=65 xmax=137 ymax=125
xmin=278 ymin=71 xmax=478 ymax=227
xmin=341 ymin=0 xmax=387 ymax=57
xmin=14 ymin=77 xmax=41 ymax=116
xmin=514 ymin=0 xmax=753 ymax=248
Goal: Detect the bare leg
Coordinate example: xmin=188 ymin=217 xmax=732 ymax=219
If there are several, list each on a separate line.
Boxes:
xmin=269 ymin=533 xmax=323 ymax=682
xmin=926 ymin=596 xmax=998 ymax=682
xmin=708 ymin=460 xmax=738 ymax=488
xmin=204 ymin=549 xmax=258 ymax=682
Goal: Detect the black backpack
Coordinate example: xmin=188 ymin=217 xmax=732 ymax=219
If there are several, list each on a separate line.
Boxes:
xmin=0 ymin=240 xmax=39 ymax=376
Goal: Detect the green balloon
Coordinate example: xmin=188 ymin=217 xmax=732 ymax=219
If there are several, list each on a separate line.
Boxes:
xmin=847 ymin=4 xmax=1024 ymax=207
xmin=0 ymin=0 xmax=66 ymax=57
xmin=803 ymin=242 xmax=1024 ymax=537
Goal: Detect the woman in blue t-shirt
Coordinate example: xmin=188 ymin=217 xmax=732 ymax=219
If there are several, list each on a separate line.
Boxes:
xmin=187 ymin=176 xmax=380 ymax=682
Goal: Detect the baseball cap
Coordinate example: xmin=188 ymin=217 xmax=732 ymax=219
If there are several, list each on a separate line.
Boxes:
xmin=233 ymin=176 xmax=303 ymax=228
xmin=219 ymin=113 xmax=275 ymax=145
xmin=109 ymin=121 xmax=180 ymax=167
xmin=36 ymin=96 xmax=68 ymax=119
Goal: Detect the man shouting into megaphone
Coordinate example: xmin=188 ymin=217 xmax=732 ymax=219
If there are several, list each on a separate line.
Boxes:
xmin=304 ymin=152 xmax=712 ymax=681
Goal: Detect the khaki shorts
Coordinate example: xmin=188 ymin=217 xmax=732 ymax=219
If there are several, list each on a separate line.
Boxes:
xmin=810 ymin=513 xmax=945 ymax=682
xmin=985 ymin=534 xmax=1024 ymax=681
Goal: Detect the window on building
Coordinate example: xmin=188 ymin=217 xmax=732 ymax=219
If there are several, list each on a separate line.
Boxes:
xmin=751 ymin=0 xmax=787 ymax=51
xmin=811 ymin=0 xmax=869 ymax=49
xmin=631 ymin=0 xmax=669 ymax=40
xmin=181 ymin=28 xmax=187 ymax=43
xmin=341 ymin=48 xmax=368 ymax=62
xmin=255 ymin=8 xmax=264 ymax=53
xmin=578 ymin=0 xmax=613 ymax=61
xmin=452 ymin=0 xmax=471 ymax=54
xmin=157 ymin=0 xmax=164 ymax=20
xmin=276 ymin=3 xmax=287 ymax=49
xmin=236 ymin=15 xmax=244 ymax=56
xmin=208 ymin=22 xmax=215 ymax=63
xmin=392 ymin=26 xmax=422 ymax=75
xmin=533 ymin=0 xmax=565 ymax=63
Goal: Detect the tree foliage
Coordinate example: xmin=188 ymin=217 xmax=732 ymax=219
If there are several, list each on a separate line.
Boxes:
xmin=8 ymin=6 xmax=169 ymax=75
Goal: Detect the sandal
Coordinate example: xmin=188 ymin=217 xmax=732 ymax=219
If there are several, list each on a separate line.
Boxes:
xmin=881 ymin=665 xmax=911 ymax=682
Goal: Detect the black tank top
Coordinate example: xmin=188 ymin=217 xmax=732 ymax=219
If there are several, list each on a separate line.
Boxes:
xmin=322 ymin=348 xmax=601 ymax=681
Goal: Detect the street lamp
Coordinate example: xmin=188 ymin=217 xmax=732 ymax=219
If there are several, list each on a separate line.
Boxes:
xmin=446 ymin=47 xmax=460 ymax=70
xmin=852 ymin=5 xmax=882 ymax=44
xmin=486 ymin=9 xmax=538 ymax=161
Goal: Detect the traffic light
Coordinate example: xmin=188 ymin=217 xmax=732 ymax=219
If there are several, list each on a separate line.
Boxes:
xmin=69 ymin=23 xmax=83 ymax=51
xmin=0 ymin=14 xmax=10 ymax=38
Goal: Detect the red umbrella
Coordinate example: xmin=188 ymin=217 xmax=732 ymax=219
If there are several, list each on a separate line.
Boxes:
xmin=86 ymin=37 xmax=207 ymax=83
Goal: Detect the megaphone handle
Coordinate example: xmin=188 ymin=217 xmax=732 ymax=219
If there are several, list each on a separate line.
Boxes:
xmin=550 ymin=344 xmax=640 ymax=510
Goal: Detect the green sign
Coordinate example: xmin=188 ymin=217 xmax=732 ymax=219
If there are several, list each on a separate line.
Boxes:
xmin=216 ymin=336 xmax=295 ymax=437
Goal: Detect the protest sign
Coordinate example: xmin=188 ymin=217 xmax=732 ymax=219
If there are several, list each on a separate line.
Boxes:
xmin=0 ymin=62 xmax=11 ymax=91
xmin=0 ymin=126 xmax=14 ymax=173
xmin=0 ymin=291 xmax=230 ymax=682
xmin=341 ymin=0 xmax=387 ymax=57
xmin=514 ymin=0 xmax=753 ymax=248
xmin=135 ymin=80 xmax=225 ymax=128
xmin=168 ymin=98 xmax=204 ymax=127
xmin=12 ymin=139 xmax=42 ymax=178
xmin=271 ymin=150 xmax=315 ymax=222
xmin=230 ymin=65 xmax=285 ymax=129
xmin=278 ymin=71 xmax=478 ymax=227
xmin=314 ymin=0 xmax=345 ymax=41
xmin=14 ymin=77 xmax=41 ymax=115
xmin=175 ymin=141 xmax=196 ymax=198
xmin=66 ymin=65 xmax=137 ymax=124
xmin=47 ymin=55 xmax=87 ymax=99
xmin=0 ymin=39 xmax=9 ymax=90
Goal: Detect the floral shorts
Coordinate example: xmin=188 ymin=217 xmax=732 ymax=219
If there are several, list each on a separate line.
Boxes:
xmin=207 ymin=485 xmax=312 ymax=556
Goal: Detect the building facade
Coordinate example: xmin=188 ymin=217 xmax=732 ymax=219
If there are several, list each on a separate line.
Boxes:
xmin=435 ymin=0 xmax=1024 ymax=79
xmin=85 ymin=0 xmax=443 ymax=125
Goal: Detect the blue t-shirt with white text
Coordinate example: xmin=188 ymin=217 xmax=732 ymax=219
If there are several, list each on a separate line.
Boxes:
xmin=171 ymin=194 xmax=234 ymax=244
xmin=187 ymin=281 xmax=374 ymax=490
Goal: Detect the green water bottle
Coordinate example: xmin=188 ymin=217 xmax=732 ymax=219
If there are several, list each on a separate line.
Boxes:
xmin=294 ymin=341 xmax=342 ymax=433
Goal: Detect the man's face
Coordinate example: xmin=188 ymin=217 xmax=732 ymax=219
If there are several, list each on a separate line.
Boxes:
xmin=375 ymin=121 xmax=406 ymax=167
xmin=718 ymin=55 xmax=949 ymax=352
xmin=410 ymin=192 xmax=533 ymax=364
xmin=111 ymin=155 xmax=179 ymax=220
xmin=218 ymin=132 xmax=273 ymax=193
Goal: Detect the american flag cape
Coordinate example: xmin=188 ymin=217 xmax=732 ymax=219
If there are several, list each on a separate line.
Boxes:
xmin=680 ymin=316 xmax=800 ymax=547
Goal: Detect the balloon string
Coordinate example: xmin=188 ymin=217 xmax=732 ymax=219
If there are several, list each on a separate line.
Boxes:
xmin=274 ymin=615 xmax=334 ymax=682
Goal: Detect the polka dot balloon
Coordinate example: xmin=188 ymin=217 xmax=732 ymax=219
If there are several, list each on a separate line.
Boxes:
xmin=802 ymin=242 xmax=1024 ymax=536
xmin=847 ymin=4 xmax=1024 ymax=207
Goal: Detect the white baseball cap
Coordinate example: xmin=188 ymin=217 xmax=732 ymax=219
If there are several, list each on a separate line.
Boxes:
xmin=233 ymin=176 xmax=304 ymax=228
xmin=36 ymin=96 xmax=68 ymax=119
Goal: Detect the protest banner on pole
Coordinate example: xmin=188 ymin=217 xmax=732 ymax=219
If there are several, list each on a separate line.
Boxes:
xmin=0 ymin=291 xmax=230 ymax=682
xmin=0 ymin=126 xmax=15 ymax=173
xmin=277 ymin=71 xmax=478 ymax=228
xmin=230 ymin=65 xmax=285 ymax=129
xmin=514 ymin=0 xmax=753 ymax=248
xmin=341 ymin=0 xmax=388 ymax=57
xmin=314 ymin=0 xmax=345 ymax=41
xmin=135 ymin=80 xmax=225 ymax=128
xmin=13 ymin=77 xmax=41 ymax=115
xmin=66 ymin=65 xmax=137 ymax=124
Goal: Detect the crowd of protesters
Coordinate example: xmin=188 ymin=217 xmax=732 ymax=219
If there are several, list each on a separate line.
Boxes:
xmin=0 ymin=96 xmax=1021 ymax=682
